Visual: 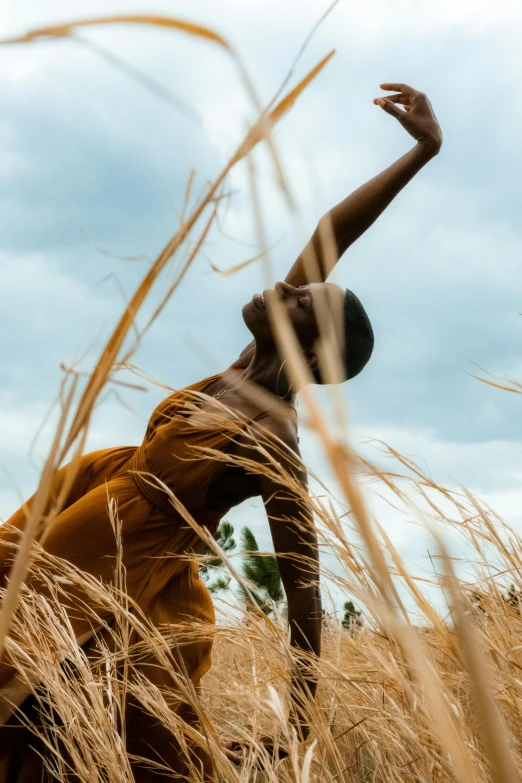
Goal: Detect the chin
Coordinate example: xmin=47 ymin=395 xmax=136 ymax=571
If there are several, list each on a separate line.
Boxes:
xmin=242 ymin=294 xmax=269 ymax=337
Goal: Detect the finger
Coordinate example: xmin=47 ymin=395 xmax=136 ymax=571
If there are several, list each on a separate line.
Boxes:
xmin=380 ymin=82 xmax=418 ymax=95
xmin=384 ymin=93 xmax=411 ymax=106
xmin=374 ymin=98 xmax=406 ymax=120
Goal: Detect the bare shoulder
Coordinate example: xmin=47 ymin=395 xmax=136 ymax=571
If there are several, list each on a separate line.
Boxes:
xmin=257 ymin=411 xmax=298 ymax=444
xmin=250 ymin=409 xmax=301 ymax=466
xmin=251 ymin=411 xmax=308 ymax=496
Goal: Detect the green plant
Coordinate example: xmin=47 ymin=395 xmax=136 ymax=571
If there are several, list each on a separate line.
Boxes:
xmin=238 ymin=526 xmax=285 ymax=616
xmin=200 ymin=520 xmax=236 ymax=594
xmin=342 ymin=599 xmax=363 ymax=632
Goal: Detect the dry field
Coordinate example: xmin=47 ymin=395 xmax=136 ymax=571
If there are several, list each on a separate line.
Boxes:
xmin=5 ymin=459 xmax=522 ymax=782
xmin=1 ymin=13 xmax=522 ymax=783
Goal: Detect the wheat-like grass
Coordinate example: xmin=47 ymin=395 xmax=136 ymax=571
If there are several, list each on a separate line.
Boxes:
xmin=4 ymin=457 xmax=522 ymax=782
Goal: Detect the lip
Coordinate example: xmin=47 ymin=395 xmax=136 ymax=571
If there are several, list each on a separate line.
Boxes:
xmin=254 ymin=293 xmax=265 ymax=310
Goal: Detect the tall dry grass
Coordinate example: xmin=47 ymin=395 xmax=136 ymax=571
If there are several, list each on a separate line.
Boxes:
xmin=1 ymin=12 xmax=521 ymax=783
xmin=4 ymin=435 xmax=522 ymax=782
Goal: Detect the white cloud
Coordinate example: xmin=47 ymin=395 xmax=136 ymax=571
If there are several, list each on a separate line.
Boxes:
xmin=1 ymin=252 xmax=110 ymax=331
xmin=334 ymin=0 xmax=522 ymax=41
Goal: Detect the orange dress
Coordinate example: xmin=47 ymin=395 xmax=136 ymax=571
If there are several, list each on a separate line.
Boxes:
xmin=0 ymin=371 xmax=258 ymax=781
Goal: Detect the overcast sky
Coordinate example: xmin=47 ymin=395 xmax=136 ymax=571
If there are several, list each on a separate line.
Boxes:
xmin=1 ymin=0 xmax=521 ymax=612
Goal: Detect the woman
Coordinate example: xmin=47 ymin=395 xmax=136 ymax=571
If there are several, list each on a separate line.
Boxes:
xmin=0 ymin=83 xmax=442 ymax=780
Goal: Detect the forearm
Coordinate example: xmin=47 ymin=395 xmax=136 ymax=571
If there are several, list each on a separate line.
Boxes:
xmin=288 ymin=588 xmax=322 ymax=658
xmin=287 ymin=586 xmax=322 ymax=736
xmin=289 ymin=618 xmax=321 ymax=699
xmin=285 ymin=141 xmax=438 ymax=287
xmin=262 ymin=469 xmax=322 ymax=739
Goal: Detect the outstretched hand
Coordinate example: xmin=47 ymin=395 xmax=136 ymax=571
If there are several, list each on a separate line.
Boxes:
xmin=374 ymin=83 xmax=442 ymax=154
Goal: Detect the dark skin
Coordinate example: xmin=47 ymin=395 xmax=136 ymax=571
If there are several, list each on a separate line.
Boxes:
xmin=195 ymin=83 xmax=442 ymax=758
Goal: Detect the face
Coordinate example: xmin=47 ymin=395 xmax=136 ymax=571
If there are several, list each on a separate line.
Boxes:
xmin=242 ymin=281 xmax=345 ymax=356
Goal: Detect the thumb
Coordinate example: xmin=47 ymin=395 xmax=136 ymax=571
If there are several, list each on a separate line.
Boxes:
xmin=375 ymin=98 xmax=404 ymax=120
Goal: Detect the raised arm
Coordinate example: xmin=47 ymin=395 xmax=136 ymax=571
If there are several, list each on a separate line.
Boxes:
xmin=230 ymin=84 xmax=442 ymax=371
xmin=285 ymin=83 xmax=443 ymax=287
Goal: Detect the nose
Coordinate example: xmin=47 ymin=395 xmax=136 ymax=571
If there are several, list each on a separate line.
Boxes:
xmin=274 ymin=281 xmax=299 ymax=298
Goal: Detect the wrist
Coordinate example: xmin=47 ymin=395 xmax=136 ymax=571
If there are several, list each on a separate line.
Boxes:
xmin=416 ymin=137 xmax=442 ymax=160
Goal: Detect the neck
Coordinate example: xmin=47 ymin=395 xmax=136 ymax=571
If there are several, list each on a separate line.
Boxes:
xmin=239 ymin=342 xmax=295 ymax=402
